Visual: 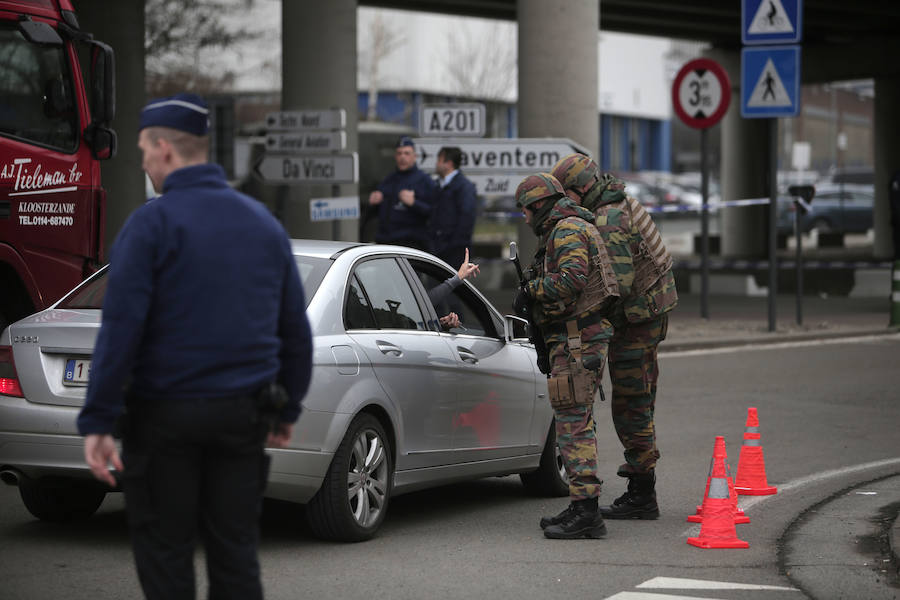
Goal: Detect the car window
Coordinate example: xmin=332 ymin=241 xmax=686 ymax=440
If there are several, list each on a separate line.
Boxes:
xmin=408 ymin=258 xmax=500 ymax=338
xmin=0 ymin=24 xmax=78 ymax=151
xmin=293 ymin=256 xmax=331 ymax=306
xmin=349 ymin=258 xmax=426 ymax=331
xmin=57 ymin=269 xmax=108 ymax=309
xmin=344 ymin=274 xmax=377 ymax=329
xmin=55 ymin=256 xmax=328 ymax=311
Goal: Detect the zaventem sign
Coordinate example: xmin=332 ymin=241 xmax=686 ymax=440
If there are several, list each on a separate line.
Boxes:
xmin=413 ymin=138 xmax=586 ymax=173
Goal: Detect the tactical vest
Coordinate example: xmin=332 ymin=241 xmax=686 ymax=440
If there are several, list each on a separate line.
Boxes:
xmin=544 ymin=216 xmax=619 ymax=318
xmin=594 ymin=197 xmax=672 ymax=296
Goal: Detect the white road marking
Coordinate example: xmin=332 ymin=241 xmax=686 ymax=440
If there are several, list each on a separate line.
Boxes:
xmin=664 ymin=333 xmax=900 ymax=358
xmin=682 ymin=456 xmax=900 ymax=536
xmin=606 ymin=593 xmax=727 ymax=600
xmin=636 ymin=576 xmax=798 ymax=591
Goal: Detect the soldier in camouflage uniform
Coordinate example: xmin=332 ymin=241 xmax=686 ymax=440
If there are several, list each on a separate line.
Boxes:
xmin=514 ymin=172 xmax=623 ymax=539
xmin=551 ymin=154 xmax=678 ymax=520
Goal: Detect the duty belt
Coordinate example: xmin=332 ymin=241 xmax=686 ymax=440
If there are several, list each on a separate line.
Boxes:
xmin=543 ymin=306 xmax=610 ymax=337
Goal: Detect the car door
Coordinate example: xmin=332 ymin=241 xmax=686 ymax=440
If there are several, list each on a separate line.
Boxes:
xmin=344 ymin=256 xmax=459 ymax=471
xmin=846 ymin=189 xmax=874 ymax=232
xmin=406 ymin=258 xmax=538 ymax=463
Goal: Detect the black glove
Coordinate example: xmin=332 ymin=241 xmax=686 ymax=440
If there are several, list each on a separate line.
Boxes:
xmin=513 ymin=286 xmax=531 ymax=318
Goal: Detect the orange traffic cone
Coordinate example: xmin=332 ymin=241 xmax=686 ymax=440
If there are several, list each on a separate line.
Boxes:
xmin=687 ymin=437 xmax=749 ymax=524
xmin=687 ymin=436 xmax=750 ymax=549
xmin=725 ymin=454 xmax=750 ymax=524
xmin=734 ymin=407 xmax=777 ymax=495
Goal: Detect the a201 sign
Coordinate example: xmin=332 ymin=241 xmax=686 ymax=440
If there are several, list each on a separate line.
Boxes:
xmin=419 ymin=103 xmax=486 ymax=137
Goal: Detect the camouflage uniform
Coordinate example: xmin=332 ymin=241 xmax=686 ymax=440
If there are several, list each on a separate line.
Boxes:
xmin=581 ymin=177 xmax=677 ymax=476
xmin=524 ymin=191 xmax=621 ymax=502
xmin=552 ymin=155 xmax=677 ymax=519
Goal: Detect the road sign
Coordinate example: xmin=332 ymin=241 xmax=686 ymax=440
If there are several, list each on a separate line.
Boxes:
xmin=742 ymin=0 xmax=802 ymax=45
xmin=265 ymin=109 xmax=346 ymax=131
xmin=265 ymin=131 xmax=346 ymax=153
xmin=310 ymin=196 xmax=359 ymax=222
xmin=671 ymin=58 xmax=731 ymax=129
xmin=466 ymin=173 xmax=521 ymax=197
xmin=254 ymin=153 xmax=358 ymax=184
xmin=412 ymin=138 xmax=587 ymax=173
xmin=419 ymin=103 xmax=486 ymax=137
xmin=741 ymin=45 xmax=801 ymax=118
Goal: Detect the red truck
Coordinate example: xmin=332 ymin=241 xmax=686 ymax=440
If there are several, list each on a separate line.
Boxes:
xmin=0 ymin=0 xmax=115 ymax=331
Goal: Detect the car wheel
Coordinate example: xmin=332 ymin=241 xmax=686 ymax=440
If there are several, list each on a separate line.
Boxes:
xmin=307 ymin=413 xmax=393 ymax=542
xmin=18 ymin=477 xmax=106 ymax=522
xmin=519 ymin=420 xmax=569 ymax=497
xmin=812 ymin=218 xmax=832 ymax=233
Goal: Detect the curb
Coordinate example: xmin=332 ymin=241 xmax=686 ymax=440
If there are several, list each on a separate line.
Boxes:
xmin=660 ymin=327 xmax=899 ymax=353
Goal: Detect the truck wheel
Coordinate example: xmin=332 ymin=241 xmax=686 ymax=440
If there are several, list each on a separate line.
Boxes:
xmin=18 ymin=477 xmax=106 ymax=522
xmin=520 ymin=420 xmax=569 ymax=497
xmin=307 ymin=413 xmax=393 ymax=542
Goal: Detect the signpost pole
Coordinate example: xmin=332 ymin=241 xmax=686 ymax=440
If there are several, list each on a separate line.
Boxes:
xmin=700 ymin=127 xmax=710 ymax=319
xmin=768 ymin=118 xmax=778 ymax=332
xmin=671 ymin=57 xmax=730 ymax=320
xmin=795 ymin=197 xmax=803 ymax=326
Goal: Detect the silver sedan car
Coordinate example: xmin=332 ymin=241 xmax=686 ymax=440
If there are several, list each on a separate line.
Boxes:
xmin=0 ymin=241 xmax=565 ymax=541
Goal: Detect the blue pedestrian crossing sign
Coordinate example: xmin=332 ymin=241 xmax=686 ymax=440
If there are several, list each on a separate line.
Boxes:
xmin=742 ymin=0 xmax=802 ymax=44
xmin=741 ymin=46 xmax=801 ymax=118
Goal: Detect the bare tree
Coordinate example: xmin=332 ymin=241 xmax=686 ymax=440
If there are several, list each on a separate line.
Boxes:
xmin=144 ymin=0 xmax=261 ymax=95
xmin=358 ymin=10 xmax=405 ymax=121
xmin=444 ymin=23 xmax=516 ymax=100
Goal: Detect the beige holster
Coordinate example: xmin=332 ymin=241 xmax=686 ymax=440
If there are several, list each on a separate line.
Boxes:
xmin=547 ymin=321 xmax=596 ymax=409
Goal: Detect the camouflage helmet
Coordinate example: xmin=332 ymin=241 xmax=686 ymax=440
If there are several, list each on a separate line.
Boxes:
xmin=515 ymin=172 xmax=565 ymax=209
xmin=551 ymin=153 xmax=600 ymax=193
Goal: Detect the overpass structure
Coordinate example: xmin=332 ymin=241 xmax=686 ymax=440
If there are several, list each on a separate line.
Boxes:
xmin=78 ymin=0 xmax=899 ymax=262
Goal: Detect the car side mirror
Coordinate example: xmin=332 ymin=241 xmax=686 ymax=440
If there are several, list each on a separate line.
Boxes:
xmin=88 ymin=41 xmax=115 ymax=124
xmin=504 ymin=314 xmax=529 ymax=342
xmin=84 ymin=123 xmax=117 ymax=160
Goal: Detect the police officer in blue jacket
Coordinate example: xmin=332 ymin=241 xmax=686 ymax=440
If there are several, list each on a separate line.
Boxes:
xmin=77 ymin=93 xmax=313 ymax=600
xmin=429 ymin=146 xmax=477 ymax=269
xmin=368 ymin=135 xmax=437 ymax=250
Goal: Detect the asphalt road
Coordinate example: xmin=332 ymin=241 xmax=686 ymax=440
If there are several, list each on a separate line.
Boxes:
xmin=1 ymin=334 xmax=898 ymax=600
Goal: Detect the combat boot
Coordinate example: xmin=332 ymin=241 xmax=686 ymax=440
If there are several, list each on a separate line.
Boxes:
xmin=543 ymin=498 xmax=607 ymax=539
xmin=539 ymin=503 xmax=577 ymax=529
xmin=599 ymin=471 xmax=659 ymax=520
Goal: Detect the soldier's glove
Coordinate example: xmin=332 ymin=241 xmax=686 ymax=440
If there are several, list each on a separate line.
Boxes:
xmin=513 ymin=286 xmax=531 ymax=318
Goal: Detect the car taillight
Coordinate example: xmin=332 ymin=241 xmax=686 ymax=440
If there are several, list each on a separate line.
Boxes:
xmin=0 ymin=345 xmax=23 ymax=397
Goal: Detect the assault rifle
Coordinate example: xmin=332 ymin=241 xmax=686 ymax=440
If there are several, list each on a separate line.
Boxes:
xmin=509 ymin=242 xmax=551 ymax=375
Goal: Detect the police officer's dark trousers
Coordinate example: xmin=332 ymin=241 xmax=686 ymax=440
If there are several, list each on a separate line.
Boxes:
xmin=121 ymin=394 xmax=270 ymax=600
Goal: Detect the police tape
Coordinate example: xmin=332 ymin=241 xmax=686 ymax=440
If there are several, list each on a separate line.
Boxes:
xmin=672 ymin=259 xmax=892 ymax=271
xmin=473 ymin=256 xmax=891 ymax=270
xmin=482 ymin=197 xmax=772 ymax=220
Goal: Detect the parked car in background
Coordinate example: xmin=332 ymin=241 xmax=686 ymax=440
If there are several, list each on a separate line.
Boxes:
xmin=0 ymin=241 xmax=565 ymax=541
xmin=777 ymin=183 xmax=874 ymax=234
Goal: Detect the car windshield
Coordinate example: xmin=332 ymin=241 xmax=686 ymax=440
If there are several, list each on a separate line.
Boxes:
xmin=56 ymin=256 xmax=333 ymax=310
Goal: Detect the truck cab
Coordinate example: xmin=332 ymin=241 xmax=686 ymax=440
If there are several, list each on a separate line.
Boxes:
xmin=0 ymin=0 xmax=115 ymax=332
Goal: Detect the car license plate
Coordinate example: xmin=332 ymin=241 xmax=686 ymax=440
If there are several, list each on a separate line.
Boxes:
xmin=63 ymin=358 xmax=91 ymax=386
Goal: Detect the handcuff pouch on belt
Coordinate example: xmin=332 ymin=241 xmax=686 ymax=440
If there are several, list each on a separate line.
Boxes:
xmin=547 ymin=320 xmax=597 ymax=409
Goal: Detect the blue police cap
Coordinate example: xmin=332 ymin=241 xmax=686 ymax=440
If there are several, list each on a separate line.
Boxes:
xmin=396 ymin=135 xmax=415 ymax=149
xmin=139 ymin=93 xmax=210 ymax=136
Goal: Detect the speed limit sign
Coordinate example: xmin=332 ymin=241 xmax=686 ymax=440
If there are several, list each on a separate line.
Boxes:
xmin=672 ymin=58 xmax=731 ymax=129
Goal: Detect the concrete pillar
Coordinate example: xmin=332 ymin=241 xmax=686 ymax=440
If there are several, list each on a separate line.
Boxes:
xmin=75 ymin=1 xmax=146 ymax=255
xmin=712 ymin=49 xmax=773 ymax=258
xmin=516 ymin=0 xmax=599 ymax=260
xmin=281 ymin=0 xmax=358 ymax=241
xmin=874 ymin=77 xmax=900 ymax=259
